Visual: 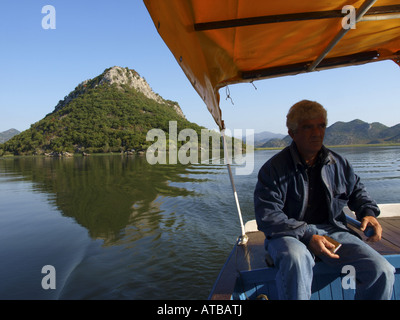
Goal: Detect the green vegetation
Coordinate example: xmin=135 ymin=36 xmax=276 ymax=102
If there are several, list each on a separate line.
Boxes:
xmin=0 ymin=81 xmax=205 ymax=156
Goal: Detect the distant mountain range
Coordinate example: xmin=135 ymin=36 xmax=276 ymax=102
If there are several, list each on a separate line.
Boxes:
xmin=248 ymin=131 xmax=286 ymax=146
xmin=0 ymin=129 xmax=20 ymax=143
xmin=256 ymin=119 xmax=400 ymax=148
xmin=1 ymin=66 xmax=399 ymax=156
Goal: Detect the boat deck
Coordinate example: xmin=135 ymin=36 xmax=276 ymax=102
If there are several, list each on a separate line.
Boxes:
xmin=209 ymin=216 xmax=400 ymax=300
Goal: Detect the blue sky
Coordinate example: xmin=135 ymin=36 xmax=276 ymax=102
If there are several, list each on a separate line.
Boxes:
xmin=1 ymin=0 xmax=399 ymax=134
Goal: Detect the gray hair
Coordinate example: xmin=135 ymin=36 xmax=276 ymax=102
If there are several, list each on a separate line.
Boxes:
xmin=286 ymin=100 xmax=327 ymax=132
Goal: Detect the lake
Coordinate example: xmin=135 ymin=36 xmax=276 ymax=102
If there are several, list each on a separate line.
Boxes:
xmin=0 ymin=145 xmax=399 ymax=299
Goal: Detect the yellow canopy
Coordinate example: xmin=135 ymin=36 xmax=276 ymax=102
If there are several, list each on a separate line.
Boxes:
xmin=144 ymin=0 xmax=400 ymax=130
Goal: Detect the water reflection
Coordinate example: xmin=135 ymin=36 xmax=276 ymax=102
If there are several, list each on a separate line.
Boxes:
xmin=1 ymin=155 xmax=230 ymax=299
xmin=1 ymin=155 xmax=209 ymax=244
xmin=1 ymin=146 xmax=398 ymax=299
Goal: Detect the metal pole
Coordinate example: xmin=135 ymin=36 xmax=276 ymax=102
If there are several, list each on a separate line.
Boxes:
xmin=361 ymin=13 xmax=400 ymax=21
xmin=221 ymin=129 xmax=248 ymax=245
xmin=308 ymin=0 xmax=377 ymax=72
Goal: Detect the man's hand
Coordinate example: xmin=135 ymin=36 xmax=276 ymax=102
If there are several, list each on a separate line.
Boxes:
xmin=360 ymin=216 xmax=382 ymax=242
xmin=308 ymin=235 xmax=340 ymax=259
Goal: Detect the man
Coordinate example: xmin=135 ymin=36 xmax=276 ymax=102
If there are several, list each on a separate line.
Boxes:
xmin=254 ymin=100 xmax=395 ymax=300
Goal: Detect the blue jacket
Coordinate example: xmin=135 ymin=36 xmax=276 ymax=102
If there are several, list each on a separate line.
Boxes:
xmin=254 ymin=142 xmax=380 ymax=245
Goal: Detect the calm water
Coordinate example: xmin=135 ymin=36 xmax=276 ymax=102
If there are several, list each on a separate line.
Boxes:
xmin=0 ymin=146 xmax=399 ymax=299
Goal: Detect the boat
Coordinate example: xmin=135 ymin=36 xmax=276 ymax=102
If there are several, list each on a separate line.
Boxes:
xmin=209 ymin=204 xmax=400 ymax=300
xmin=143 ymin=0 xmax=400 ymax=300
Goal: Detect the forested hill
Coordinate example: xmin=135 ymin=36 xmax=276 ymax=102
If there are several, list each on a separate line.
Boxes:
xmin=0 ymin=66 xmax=205 ymax=156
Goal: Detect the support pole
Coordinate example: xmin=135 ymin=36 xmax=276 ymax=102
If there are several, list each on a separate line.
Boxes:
xmin=308 ymin=0 xmax=377 ymax=72
xmin=221 ymin=129 xmax=248 ymax=245
xmin=361 ymin=13 xmax=400 ymax=21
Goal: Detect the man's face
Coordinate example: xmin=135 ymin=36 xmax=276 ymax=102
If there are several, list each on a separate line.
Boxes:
xmin=289 ymin=117 xmax=326 ymax=159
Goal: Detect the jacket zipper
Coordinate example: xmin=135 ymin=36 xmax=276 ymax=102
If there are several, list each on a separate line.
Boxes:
xmin=299 ymin=167 xmax=308 ymax=221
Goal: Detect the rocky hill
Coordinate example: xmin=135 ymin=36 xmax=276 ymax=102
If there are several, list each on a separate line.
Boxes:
xmin=0 ymin=66 xmax=202 ymax=156
xmin=259 ymin=119 xmax=400 ymax=148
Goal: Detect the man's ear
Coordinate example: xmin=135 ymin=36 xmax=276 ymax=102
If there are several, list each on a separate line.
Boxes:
xmin=288 ymin=129 xmax=295 ymax=139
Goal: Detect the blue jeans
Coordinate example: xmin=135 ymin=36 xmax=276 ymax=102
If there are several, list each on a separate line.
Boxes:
xmin=266 ymin=224 xmax=395 ymax=300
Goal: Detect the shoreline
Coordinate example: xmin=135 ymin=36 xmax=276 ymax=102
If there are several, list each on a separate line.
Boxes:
xmin=1 ymin=143 xmax=400 ymax=158
xmin=254 ymin=142 xmax=400 ymax=151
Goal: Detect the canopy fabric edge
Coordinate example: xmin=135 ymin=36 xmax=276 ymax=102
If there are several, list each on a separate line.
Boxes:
xmin=144 ymin=0 xmax=400 ymax=130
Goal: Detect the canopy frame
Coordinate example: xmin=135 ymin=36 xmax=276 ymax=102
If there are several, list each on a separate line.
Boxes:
xmin=308 ymin=0 xmax=377 ymax=71
xmin=194 ymin=4 xmax=400 ymax=31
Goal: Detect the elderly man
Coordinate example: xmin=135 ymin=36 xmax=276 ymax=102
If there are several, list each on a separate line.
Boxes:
xmin=254 ymin=100 xmax=395 ymax=300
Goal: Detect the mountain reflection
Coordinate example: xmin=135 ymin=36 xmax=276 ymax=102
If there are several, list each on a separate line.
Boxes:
xmin=1 ymin=155 xmax=210 ymax=243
